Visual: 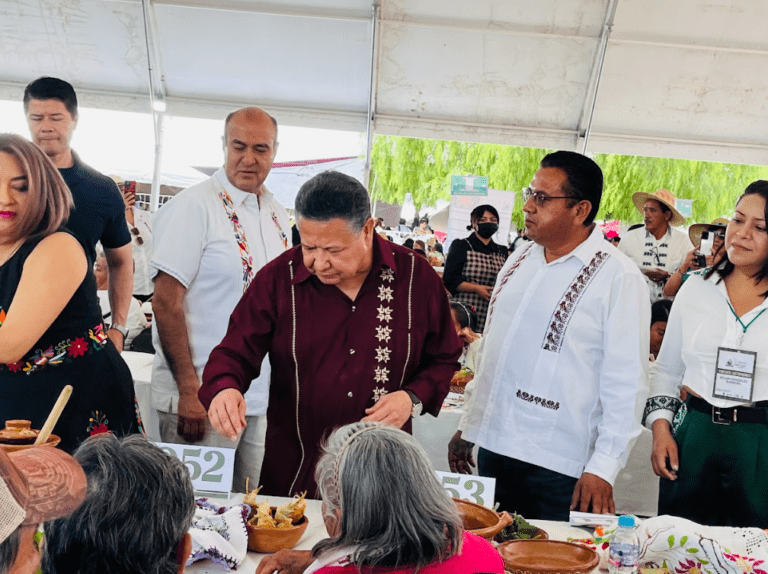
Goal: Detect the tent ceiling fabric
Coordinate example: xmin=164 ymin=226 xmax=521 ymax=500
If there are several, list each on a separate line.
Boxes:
xmin=0 ymin=0 xmax=766 ymax=164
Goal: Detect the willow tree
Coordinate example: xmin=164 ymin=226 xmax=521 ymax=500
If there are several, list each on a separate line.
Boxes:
xmin=369 ymin=135 xmax=768 ymax=229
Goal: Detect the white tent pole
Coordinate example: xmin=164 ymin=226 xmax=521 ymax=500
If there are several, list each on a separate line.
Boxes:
xmin=580 ymin=0 xmax=620 ymax=154
xmin=141 ymin=0 xmax=167 ymax=212
xmin=363 ymin=2 xmax=380 ymax=190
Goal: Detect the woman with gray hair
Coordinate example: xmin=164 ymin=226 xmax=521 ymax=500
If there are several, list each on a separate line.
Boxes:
xmin=258 ymin=422 xmax=503 ymax=574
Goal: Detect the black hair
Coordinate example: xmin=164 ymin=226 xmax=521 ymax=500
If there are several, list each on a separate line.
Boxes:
xmin=403 ymin=238 xmax=414 ymax=249
xmin=23 ymin=77 xmax=78 ymax=117
xmin=0 ymin=526 xmax=21 ymax=573
xmin=469 ymin=204 xmax=500 ymax=226
xmin=705 ymin=180 xmax=768 ymax=296
xmin=650 ymin=299 xmax=672 ymax=326
xmin=295 ymin=171 xmax=372 ymax=233
xmin=539 ymin=151 xmax=603 ymax=225
xmin=434 ymin=243 xmax=443 ymax=254
xmin=399 ymin=218 xmax=406 ymax=225
xmin=450 ymin=301 xmax=478 ymax=332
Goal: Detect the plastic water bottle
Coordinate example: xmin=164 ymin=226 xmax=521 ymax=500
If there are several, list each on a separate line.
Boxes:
xmin=608 ymin=515 xmax=640 ymax=574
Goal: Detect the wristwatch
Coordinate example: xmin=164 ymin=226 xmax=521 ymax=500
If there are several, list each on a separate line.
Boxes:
xmin=404 ymin=390 xmax=423 ymax=418
xmin=108 ymin=324 xmax=129 ymax=338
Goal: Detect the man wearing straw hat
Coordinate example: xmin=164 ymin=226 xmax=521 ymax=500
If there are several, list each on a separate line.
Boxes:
xmin=619 ymin=189 xmax=693 ymax=301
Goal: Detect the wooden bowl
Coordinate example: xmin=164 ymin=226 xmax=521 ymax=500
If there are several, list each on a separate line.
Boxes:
xmin=453 ymin=498 xmax=513 ymax=540
xmin=246 ymin=507 xmax=309 ymax=553
xmin=498 ymin=539 xmax=600 ymax=574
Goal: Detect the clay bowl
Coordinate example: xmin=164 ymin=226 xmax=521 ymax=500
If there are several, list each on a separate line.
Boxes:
xmin=0 ymin=420 xmax=61 ymax=453
xmin=498 ymin=539 xmax=600 ymax=574
xmin=246 ymin=507 xmax=309 ymax=553
xmin=454 ymin=498 xmax=513 ymax=540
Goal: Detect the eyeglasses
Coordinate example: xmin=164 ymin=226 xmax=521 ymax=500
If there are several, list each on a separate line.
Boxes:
xmin=522 ymin=187 xmax=574 ymax=207
xmin=713 ymin=231 xmax=725 ymax=239
xmin=130 ymin=227 xmax=144 ymax=245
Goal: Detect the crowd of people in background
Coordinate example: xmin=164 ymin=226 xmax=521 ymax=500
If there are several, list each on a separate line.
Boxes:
xmin=2 ymin=73 xmax=768 ymax=574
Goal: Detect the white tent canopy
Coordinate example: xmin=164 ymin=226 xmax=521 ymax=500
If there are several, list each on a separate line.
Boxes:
xmin=1 ymin=0 xmax=766 ymax=166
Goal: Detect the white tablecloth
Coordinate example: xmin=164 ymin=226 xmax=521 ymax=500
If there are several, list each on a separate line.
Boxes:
xmin=122 ymin=351 xmax=159 ymax=440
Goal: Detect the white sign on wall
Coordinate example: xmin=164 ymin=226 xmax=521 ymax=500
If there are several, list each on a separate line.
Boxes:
xmin=445 ymin=189 xmax=516 ymax=255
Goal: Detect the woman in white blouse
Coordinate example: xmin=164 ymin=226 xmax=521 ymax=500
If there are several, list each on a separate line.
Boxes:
xmin=646 ymin=181 xmax=768 ymax=527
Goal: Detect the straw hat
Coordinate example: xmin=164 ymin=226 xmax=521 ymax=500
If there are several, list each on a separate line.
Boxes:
xmin=631 ymin=188 xmax=686 ymax=226
xmin=688 ymin=218 xmax=728 ymax=248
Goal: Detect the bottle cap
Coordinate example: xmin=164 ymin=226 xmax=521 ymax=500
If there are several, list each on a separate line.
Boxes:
xmin=618 ymin=515 xmax=634 ymax=528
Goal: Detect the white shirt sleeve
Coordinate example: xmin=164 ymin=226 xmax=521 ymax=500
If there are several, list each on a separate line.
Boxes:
xmin=150 ymin=194 xmax=207 ymax=288
xmin=583 ymin=269 xmax=651 ymax=484
xmin=644 ymin=278 xmax=688 ymax=428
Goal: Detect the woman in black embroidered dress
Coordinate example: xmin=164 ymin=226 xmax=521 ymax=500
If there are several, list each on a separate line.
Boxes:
xmin=0 ymin=134 xmax=141 ymax=453
xmin=442 ymin=204 xmax=507 ymax=332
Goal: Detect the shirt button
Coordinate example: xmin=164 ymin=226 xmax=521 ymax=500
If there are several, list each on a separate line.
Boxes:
xmin=352 ymin=306 xmax=356 ymax=312
xmin=348 ymin=392 xmax=353 ymax=398
xmin=350 ymin=349 xmax=355 ymax=355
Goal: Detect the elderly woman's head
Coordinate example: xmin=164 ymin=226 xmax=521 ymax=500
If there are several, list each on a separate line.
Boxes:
xmin=313 ymin=422 xmax=462 ymax=570
xmin=0 ymin=134 xmax=72 ymax=245
xmin=42 ymin=434 xmax=196 ymax=574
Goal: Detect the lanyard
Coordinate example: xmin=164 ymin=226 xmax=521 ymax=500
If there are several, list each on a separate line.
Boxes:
xmin=727 ymin=302 xmax=766 ymax=346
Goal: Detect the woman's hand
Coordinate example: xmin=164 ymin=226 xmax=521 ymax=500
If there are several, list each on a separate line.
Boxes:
xmin=651 ymin=419 xmax=679 ymax=480
xmin=474 ymin=284 xmax=493 ymax=300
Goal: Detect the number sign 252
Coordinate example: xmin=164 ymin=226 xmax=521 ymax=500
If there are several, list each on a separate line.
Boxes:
xmin=156 ymin=442 xmax=235 ymax=494
xmin=435 ymin=471 xmax=496 ymax=509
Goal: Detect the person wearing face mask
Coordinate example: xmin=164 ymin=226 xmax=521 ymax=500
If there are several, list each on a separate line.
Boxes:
xmin=443 ymin=204 xmax=507 ymax=332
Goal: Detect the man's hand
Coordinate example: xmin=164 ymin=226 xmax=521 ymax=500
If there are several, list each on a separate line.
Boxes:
xmin=107 ymin=329 xmax=125 ymax=353
xmin=177 ymin=390 xmax=209 ymax=442
xmin=570 ymin=472 xmax=615 ymax=514
xmin=643 ymin=268 xmax=670 ymax=284
xmin=474 ymin=285 xmax=493 ymax=300
xmin=362 ymin=390 xmax=412 ymax=428
xmin=650 ymin=419 xmax=679 ymax=480
xmin=208 ymin=388 xmax=247 ymax=441
xmin=448 ymin=430 xmax=476 ymax=474
xmin=255 ymin=549 xmax=313 ymax=574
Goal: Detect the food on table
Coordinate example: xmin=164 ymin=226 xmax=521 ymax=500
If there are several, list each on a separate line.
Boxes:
xmin=244 ymin=484 xmax=307 ymax=530
xmin=450 ymin=367 xmax=474 ymax=393
xmin=496 ymin=513 xmax=548 ymax=541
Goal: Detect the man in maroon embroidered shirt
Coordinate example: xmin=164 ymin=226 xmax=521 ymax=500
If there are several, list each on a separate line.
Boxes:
xmin=199 ymin=171 xmax=461 ymax=496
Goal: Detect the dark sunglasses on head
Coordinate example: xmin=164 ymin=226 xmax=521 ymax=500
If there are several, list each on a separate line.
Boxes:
xmin=130 ymin=227 xmax=144 ymax=245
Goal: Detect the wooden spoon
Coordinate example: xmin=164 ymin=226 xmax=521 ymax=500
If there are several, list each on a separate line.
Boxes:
xmin=34 ymin=385 xmax=73 ymax=446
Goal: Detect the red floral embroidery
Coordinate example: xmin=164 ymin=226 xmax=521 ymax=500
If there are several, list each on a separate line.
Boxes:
xmin=87 ymin=411 xmax=110 ymax=436
xmin=724 ymin=553 xmax=768 ymax=574
xmin=67 ymin=337 xmax=89 ymax=357
xmin=675 ymin=559 xmax=703 ymax=574
xmin=7 ymin=362 xmax=23 ymax=372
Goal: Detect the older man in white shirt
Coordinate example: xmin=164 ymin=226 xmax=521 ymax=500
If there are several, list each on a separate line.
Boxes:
xmin=150 ymin=107 xmax=291 ymax=491
xmin=449 ymin=151 xmax=650 ymax=520
xmin=619 ymin=189 xmax=693 ymax=302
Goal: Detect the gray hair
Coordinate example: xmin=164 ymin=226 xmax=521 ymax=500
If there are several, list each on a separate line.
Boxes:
xmin=294 ymin=171 xmax=372 ymax=234
xmin=313 ymin=422 xmax=462 ymax=569
xmin=0 ymin=527 xmax=21 ymax=574
xmin=42 ymin=434 xmax=196 ymax=574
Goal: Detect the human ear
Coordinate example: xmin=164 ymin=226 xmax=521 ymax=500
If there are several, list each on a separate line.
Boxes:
xmin=176 ymin=533 xmax=192 ymax=572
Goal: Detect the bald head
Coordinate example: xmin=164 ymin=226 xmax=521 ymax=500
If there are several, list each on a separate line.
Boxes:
xmin=224 ymin=107 xmax=278 ymax=145
xmin=222 ymin=107 xmax=278 ymax=195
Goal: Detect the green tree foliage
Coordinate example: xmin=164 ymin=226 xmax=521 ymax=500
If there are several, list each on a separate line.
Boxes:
xmin=369 ymin=135 xmax=768 ymax=229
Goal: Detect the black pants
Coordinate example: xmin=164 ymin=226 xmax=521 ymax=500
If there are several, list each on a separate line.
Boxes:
xmin=479 ymin=448 xmax=578 ymax=521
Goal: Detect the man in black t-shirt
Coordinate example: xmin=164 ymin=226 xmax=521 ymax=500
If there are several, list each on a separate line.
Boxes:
xmin=23 ymin=77 xmax=133 ymax=352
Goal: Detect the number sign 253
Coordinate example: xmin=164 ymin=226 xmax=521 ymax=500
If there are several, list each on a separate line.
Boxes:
xmin=156 ymin=442 xmax=235 ymax=494
xmin=435 ymin=471 xmax=496 ymax=509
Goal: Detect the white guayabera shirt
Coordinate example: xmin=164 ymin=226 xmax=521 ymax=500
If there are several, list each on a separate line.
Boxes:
xmin=461 ymin=226 xmax=650 ymax=485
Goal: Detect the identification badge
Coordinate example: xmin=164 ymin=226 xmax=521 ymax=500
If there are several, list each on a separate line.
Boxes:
xmin=712 ymin=347 xmax=757 ymax=403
